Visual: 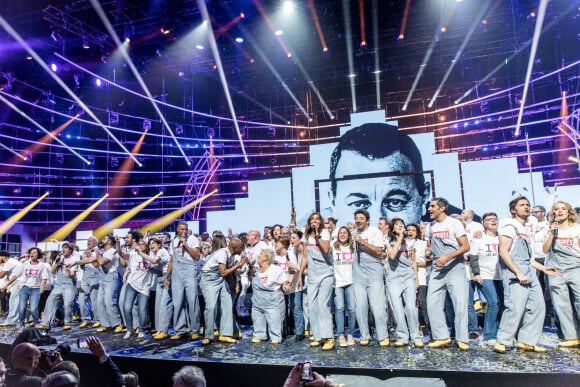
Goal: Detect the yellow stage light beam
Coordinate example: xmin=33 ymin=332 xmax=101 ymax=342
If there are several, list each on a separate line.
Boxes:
xmin=0 ymin=192 xmax=50 ymax=236
xmin=139 ymin=189 xmax=217 ymax=235
xmin=93 ymin=192 xmax=163 ymax=239
xmin=109 ymin=132 xmax=147 ymax=199
xmin=307 ymin=0 xmax=328 ymax=51
xmin=44 ymin=193 xmax=109 ymax=242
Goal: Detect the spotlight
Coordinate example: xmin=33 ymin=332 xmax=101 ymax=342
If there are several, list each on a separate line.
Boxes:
xmin=440 ymin=26 xmax=447 ymax=33
xmin=143 ymin=119 xmax=151 ymax=131
xmin=196 ymin=44 xmax=204 ymax=50
xmin=82 ymin=40 xmax=90 ymax=49
xmin=360 ymin=41 xmax=367 ymax=46
xmin=50 ymin=63 xmax=57 ymax=72
xmin=240 ymin=13 xmax=245 ymax=18
xmin=131 ymin=188 xmax=139 ymax=196
xmin=75 ymin=188 xmax=83 ymax=196
xmin=13 ymin=187 xmax=21 ymax=194
xmin=398 ymin=34 xmax=405 ymax=40
xmin=322 ymin=47 xmax=328 ymax=52
xmin=95 ymin=78 xmax=102 ymax=87
xmin=235 ymin=37 xmax=244 ymax=43
xmin=275 ymin=30 xmax=284 ymax=36
xmin=207 ymin=128 xmax=215 ymax=137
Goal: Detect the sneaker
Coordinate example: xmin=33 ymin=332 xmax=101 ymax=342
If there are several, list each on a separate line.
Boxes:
xmin=338 ymin=334 xmax=347 ymax=347
xmin=517 ymin=342 xmax=547 ymax=353
xmin=295 ymin=334 xmax=305 ymax=342
xmin=457 ymin=341 xmax=470 ymax=351
xmin=310 ymin=340 xmax=322 ymax=347
xmin=202 ymin=338 xmax=212 ymax=346
xmin=0 ymin=322 xmax=14 ymax=327
xmin=79 ymin=321 xmax=91 ymax=329
xmin=170 ymin=334 xmax=185 ymax=340
xmin=96 ymin=327 xmax=111 ymax=333
xmin=493 ymin=342 xmax=506 ymax=354
xmin=213 ymin=329 xmax=220 ymax=337
xmin=72 ymin=315 xmax=81 ymax=321
xmin=63 ymin=325 xmax=72 ymax=330
xmin=558 ymin=339 xmax=580 ymax=348
xmin=322 ymin=338 xmax=335 ymax=350
xmin=137 ymin=332 xmax=145 ymax=339
xmin=218 ymin=335 xmax=237 ymax=344
xmin=252 ymin=338 xmax=267 ymax=343
xmin=359 ymin=339 xmax=370 ymax=346
xmin=271 ymin=340 xmax=280 ymax=345
xmin=114 ymin=325 xmax=125 ymax=334
xmin=347 ymin=334 xmax=355 ymax=346
xmin=304 ymin=330 xmax=312 ymax=337
xmin=469 ymin=332 xmax=479 ymax=340
xmin=154 ymin=332 xmax=169 ymax=340
xmin=483 ymin=339 xmax=497 ymax=347
xmin=190 ymin=332 xmax=201 ymax=340
xmin=123 ymin=332 xmax=132 ymax=340
xmin=379 ymin=338 xmax=390 ymax=347
xmin=428 ymin=338 xmax=452 ymax=348
xmin=92 ymin=322 xmax=101 ymax=328
xmin=394 ymin=341 xmax=407 ymax=347
xmin=37 ymin=324 xmax=51 ymax=331
xmin=413 ymin=340 xmax=424 ymax=347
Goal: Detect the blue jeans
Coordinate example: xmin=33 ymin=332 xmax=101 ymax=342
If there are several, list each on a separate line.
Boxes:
xmin=123 ymin=284 xmax=149 ymax=331
xmin=290 ymin=291 xmax=304 ymax=335
xmin=19 ymin=286 xmax=40 ymax=327
xmin=334 ymin=284 xmax=356 ymax=335
xmin=468 ymin=279 xmax=503 ymax=340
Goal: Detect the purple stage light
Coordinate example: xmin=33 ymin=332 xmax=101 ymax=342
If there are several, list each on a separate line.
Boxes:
xmin=50 ymin=63 xmax=57 ymax=72
xmin=95 ymin=78 xmax=102 ymax=87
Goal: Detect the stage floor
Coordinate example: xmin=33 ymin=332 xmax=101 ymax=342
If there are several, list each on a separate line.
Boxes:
xmin=1 ymin=322 xmax=579 ymax=386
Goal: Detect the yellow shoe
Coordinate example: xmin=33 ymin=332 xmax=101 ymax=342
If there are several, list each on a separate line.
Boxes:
xmin=322 ymin=339 xmax=335 ymax=350
xmin=114 ymin=325 xmax=125 ymax=334
xmin=413 ymin=340 xmax=424 ymax=347
xmin=218 ymin=335 xmax=237 ymax=344
xmin=213 ymin=329 xmax=220 ymax=337
xmin=379 ymin=338 xmax=390 ymax=347
xmin=155 ymin=332 xmax=170 ymax=340
xmin=394 ymin=341 xmax=407 ymax=347
xmin=457 ymin=341 xmax=470 ymax=351
xmin=37 ymin=324 xmax=51 ymax=331
xmin=233 ymin=332 xmax=243 ymax=339
xmin=96 ymin=327 xmax=111 ymax=333
xmin=359 ymin=339 xmax=370 ymax=346
xmin=271 ymin=340 xmax=280 ymax=345
xmin=0 ymin=322 xmax=14 ymax=327
xmin=202 ymin=338 xmax=212 ymax=346
xmin=190 ymin=332 xmax=201 ymax=340
xmin=252 ymin=338 xmax=267 ymax=343
xmin=63 ymin=325 xmax=72 ymax=331
xmin=304 ymin=330 xmax=312 ymax=337
xmin=72 ymin=315 xmax=81 ymax=321
xmin=428 ymin=338 xmax=452 ymax=348
xmin=517 ymin=342 xmax=547 ymax=353
xmin=559 ymin=339 xmax=580 ymax=348
xmin=170 ymin=334 xmax=185 ymax=340
xmin=79 ymin=321 xmax=90 ymax=328
xmin=493 ymin=342 xmax=506 ymax=354
xmin=310 ymin=340 xmax=322 ymax=347
xmin=92 ymin=322 xmax=101 ymax=328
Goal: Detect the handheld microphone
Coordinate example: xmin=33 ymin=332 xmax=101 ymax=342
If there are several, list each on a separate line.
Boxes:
xmin=553 ymin=217 xmax=560 ymax=238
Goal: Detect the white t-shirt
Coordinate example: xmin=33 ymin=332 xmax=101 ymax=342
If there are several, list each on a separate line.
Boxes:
xmin=126 ymin=250 xmax=155 ymax=295
xmin=1 ymin=258 xmax=22 ymax=281
xmin=152 ymin=248 xmax=170 ymax=275
xmin=427 ymin=216 xmax=467 ymax=257
xmin=469 ymin=233 xmax=501 ymax=280
xmin=409 ymin=238 xmax=430 ymax=286
xmin=332 ymin=245 xmax=354 ymax=288
xmin=20 ymin=261 xmax=49 ymax=288
xmin=465 ymin=221 xmax=484 ymax=242
xmin=100 ymin=248 xmax=119 ymax=273
xmin=256 ymin=264 xmax=287 ymax=291
xmin=245 ymin=241 xmax=270 ymax=266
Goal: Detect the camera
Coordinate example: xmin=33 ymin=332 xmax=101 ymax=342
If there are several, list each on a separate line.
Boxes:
xmin=38 ymin=342 xmax=71 ymax=371
xmin=77 ymin=337 xmax=89 ymax=349
xmin=300 ymin=362 xmax=313 ymax=382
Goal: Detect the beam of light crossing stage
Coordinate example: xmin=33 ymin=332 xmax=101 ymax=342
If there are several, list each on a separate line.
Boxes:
xmin=514 ymin=0 xmax=548 ymax=138
xmin=0 ymin=192 xmax=49 ymax=236
xmin=0 ymin=141 xmax=27 ymax=161
xmin=399 ymin=0 xmax=411 ymax=40
xmin=252 ymin=0 xmax=292 ymax=57
xmin=45 ymin=193 xmax=109 ymax=241
xmin=428 ymin=2 xmax=491 ymax=109
xmin=453 ymin=2 xmax=577 ymax=105
xmin=108 ymin=131 xmax=148 ymax=199
xmin=402 ymin=34 xmax=439 ymax=111
xmin=197 ymin=0 xmax=248 ymax=163
xmin=307 ymin=0 xmax=328 ymax=51
xmin=358 ymin=0 xmax=366 ymax=46
xmin=288 ymin=52 xmax=333 ymax=119
xmin=0 ymin=14 xmax=139 ymax=166
xmin=342 ymin=0 xmax=357 ymax=112
xmin=88 ymin=0 xmax=190 ymax=166
xmin=93 ymin=192 xmax=164 ymax=239
xmin=372 ymin=0 xmax=381 ymax=109
xmin=234 ymin=90 xmax=289 ymax=124
xmin=139 ymin=189 xmax=218 ymax=235
xmin=0 ymin=92 xmax=90 ymax=164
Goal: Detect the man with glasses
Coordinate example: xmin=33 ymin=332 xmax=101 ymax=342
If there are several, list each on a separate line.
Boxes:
xmin=6 ymin=343 xmax=43 ymax=386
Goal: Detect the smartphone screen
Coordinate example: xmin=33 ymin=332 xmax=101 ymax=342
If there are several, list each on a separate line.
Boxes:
xmin=77 ymin=337 xmax=89 ymax=349
xmin=301 ymin=362 xmax=313 ymax=382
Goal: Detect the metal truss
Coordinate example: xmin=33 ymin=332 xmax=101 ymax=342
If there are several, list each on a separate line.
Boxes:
xmin=42 ymin=4 xmax=111 ymax=48
xmin=181 ymin=151 xmax=221 ymax=221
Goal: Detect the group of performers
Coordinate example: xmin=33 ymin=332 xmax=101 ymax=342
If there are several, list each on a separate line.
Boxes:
xmin=0 ymin=196 xmax=578 ymax=354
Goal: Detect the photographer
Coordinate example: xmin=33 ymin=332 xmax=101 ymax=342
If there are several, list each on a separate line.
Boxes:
xmin=6 ymin=342 xmax=45 ymax=386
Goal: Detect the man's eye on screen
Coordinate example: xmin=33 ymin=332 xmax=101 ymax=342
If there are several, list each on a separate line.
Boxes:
xmin=348 ymin=200 xmax=371 ymax=209
xmin=383 ymin=198 xmax=408 ymax=212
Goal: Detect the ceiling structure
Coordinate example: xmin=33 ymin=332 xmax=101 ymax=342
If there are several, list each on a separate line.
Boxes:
xmin=1 ymin=0 xmax=579 ymax=234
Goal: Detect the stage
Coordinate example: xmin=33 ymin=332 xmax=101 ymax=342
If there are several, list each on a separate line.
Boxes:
xmin=0 ymin=323 xmax=578 ymax=387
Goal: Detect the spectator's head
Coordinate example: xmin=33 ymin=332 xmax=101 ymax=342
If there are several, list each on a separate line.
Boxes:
xmin=49 ymin=361 xmax=80 ymax=383
xmin=328 ymin=123 xmax=430 ymax=226
xmin=461 ymin=209 xmax=475 ymax=223
xmin=11 ymin=342 xmax=41 ymax=375
xmin=27 ymin=247 xmax=43 ymax=262
xmin=172 ymin=366 xmax=206 ymax=387
xmin=41 ymin=370 xmax=78 ymax=387
xmin=508 ymin=196 xmax=530 ymax=220
xmin=123 ymin=371 xmax=140 ymax=387
xmin=0 ymin=251 xmax=9 ymax=264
